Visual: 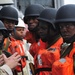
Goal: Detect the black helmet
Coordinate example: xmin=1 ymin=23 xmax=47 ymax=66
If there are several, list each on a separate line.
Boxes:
xmin=0 ymin=6 xmax=18 ymax=25
xmin=38 ymin=8 xmax=57 ymax=30
xmin=55 ymin=4 xmax=75 ymax=24
xmin=0 ymin=20 xmax=9 ymax=38
xmin=23 ymin=4 xmax=44 ymax=23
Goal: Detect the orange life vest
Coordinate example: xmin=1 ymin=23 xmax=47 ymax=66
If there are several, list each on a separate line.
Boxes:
xmin=29 ymin=39 xmax=47 ymax=57
xmin=8 ymin=38 xmax=26 ymax=72
xmin=34 ymin=37 xmax=63 ymax=75
xmin=52 ymin=57 xmax=74 ymax=75
xmin=52 ymin=42 xmax=75 ymax=75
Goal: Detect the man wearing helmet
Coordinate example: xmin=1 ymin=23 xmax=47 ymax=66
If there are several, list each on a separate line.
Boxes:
xmin=0 ymin=6 xmax=18 ymax=33
xmin=24 ymin=4 xmax=44 ymax=44
xmin=23 ymin=4 xmax=47 ymax=57
xmin=0 ymin=20 xmax=21 ymax=75
xmin=0 ymin=6 xmax=20 ymax=75
xmin=52 ymin=4 xmax=75 ymax=75
xmin=0 ymin=6 xmax=18 ymax=51
xmin=34 ymin=8 xmax=63 ymax=75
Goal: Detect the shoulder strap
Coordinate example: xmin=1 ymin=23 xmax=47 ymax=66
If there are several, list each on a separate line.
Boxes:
xmin=3 ymin=38 xmax=10 ymax=51
xmin=60 ymin=43 xmax=73 ymax=58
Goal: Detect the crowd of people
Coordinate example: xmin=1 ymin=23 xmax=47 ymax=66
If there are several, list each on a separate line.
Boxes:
xmin=0 ymin=1 xmax=75 ymax=75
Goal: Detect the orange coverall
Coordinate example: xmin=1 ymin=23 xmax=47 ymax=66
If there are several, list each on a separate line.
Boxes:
xmin=34 ymin=37 xmax=63 ymax=75
xmin=29 ymin=39 xmax=47 ymax=57
xmin=25 ymin=31 xmax=47 ymax=57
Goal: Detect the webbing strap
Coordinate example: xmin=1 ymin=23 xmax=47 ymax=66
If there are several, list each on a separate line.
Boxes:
xmin=35 ymin=67 xmax=51 ymax=74
xmin=60 ymin=43 xmax=73 ymax=58
xmin=21 ymin=55 xmax=28 ymax=60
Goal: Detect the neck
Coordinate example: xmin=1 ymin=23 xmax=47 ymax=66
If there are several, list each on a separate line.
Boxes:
xmin=47 ymin=34 xmax=61 ymax=48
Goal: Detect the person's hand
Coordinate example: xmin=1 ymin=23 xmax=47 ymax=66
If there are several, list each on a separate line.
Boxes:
xmin=3 ymin=52 xmax=21 ymax=69
xmin=0 ymin=54 xmax=4 ymax=66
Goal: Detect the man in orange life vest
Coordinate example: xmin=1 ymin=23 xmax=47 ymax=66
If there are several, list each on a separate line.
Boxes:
xmin=23 ymin=4 xmax=44 ymax=44
xmin=23 ymin=4 xmax=46 ymax=57
xmin=8 ymin=18 xmax=34 ymax=75
xmin=34 ymin=8 xmax=63 ymax=75
xmin=0 ymin=20 xmax=21 ymax=75
xmin=52 ymin=4 xmax=75 ymax=75
xmin=0 ymin=6 xmax=18 ymax=52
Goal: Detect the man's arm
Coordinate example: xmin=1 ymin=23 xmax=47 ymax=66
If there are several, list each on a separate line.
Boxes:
xmin=0 ymin=64 xmax=13 ymax=75
xmin=0 ymin=52 xmax=21 ymax=75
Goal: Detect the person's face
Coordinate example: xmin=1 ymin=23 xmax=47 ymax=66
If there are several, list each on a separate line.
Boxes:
xmin=14 ymin=27 xmax=25 ymax=40
xmin=59 ymin=22 xmax=75 ymax=42
xmin=38 ymin=21 xmax=49 ymax=42
xmin=27 ymin=16 xmax=39 ymax=31
xmin=3 ymin=19 xmax=15 ymax=32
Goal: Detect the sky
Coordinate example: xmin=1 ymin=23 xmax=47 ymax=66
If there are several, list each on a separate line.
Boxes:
xmin=64 ymin=0 xmax=75 ymax=4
